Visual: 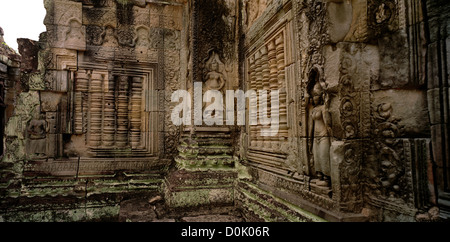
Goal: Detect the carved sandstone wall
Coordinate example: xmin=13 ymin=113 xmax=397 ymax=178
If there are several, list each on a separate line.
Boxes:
xmin=238 ymin=0 xmax=445 ymax=222
xmin=0 ymin=0 xmax=187 ymax=221
xmin=0 ymin=0 xmax=448 ymax=222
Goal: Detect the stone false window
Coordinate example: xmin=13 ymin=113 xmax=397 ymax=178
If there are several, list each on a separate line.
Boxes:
xmin=72 ymin=64 xmax=159 ymax=157
xmin=247 ymin=31 xmax=288 ymax=147
xmin=245 ymin=17 xmax=297 ymax=153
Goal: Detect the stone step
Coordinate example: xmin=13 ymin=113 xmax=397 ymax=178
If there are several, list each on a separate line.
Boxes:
xmin=180 ymin=215 xmax=244 ymax=222
xmin=118 ymin=198 xmax=159 ymax=222
xmin=117 ymin=196 xmax=244 ymax=222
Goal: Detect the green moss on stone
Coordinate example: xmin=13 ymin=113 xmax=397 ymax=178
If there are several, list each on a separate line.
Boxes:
xmin=85 ymin=205 xmax=120 ymax=221
xmin=235 ymin=160 xmax=251 ymax=180
xmin=1 ymin=205 xmax=120 ymax=222
xmin=167 ymin=188 xmax=234 ymax=208
xmin=168 ymin=189 xmax=211 ymax=208
xmin=116 ymin=0 xmax=130 ymax=5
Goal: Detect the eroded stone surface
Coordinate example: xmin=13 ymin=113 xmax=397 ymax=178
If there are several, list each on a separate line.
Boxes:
xmin=0 ymin=0 xmax=449 ymax=222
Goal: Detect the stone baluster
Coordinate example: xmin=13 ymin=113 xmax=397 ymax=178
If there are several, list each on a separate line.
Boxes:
xmin=248 ymin=55 xmax=257 ymax=147
xmin=116 ymin=75 xmax=129 ymax=148
xmin=103 ymin=75 xmax=115 ymax=147
xmin=88 ymin=72 xmax=103 ymax=147
xmin=267 ymin=39 xmax=278 ymax=147
xmin=260 ymin=45 xmax=271 ymax=148
xmin=255 ymin=50 xmax=263 ymax=147
xmin=275 ymin=33 xmax=288 ymax=141
xmin=74 ymin=70 xmax=89 ymax=134
xmin=130 ymin=76 xmax=143 ymax=149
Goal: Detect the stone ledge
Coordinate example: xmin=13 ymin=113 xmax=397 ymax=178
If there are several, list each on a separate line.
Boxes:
xmin=238 ymin=181 xmax=368 ymax=222
xmin=0 ymin=174 xmax=164 ymax=222
xmin=164 ymin=170 xmax=237 ymax=209
xmin=236 ymin=181 xmax=327 ymax=222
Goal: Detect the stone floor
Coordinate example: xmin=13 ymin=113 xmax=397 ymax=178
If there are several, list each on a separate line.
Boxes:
xmin=117 ymin=196 xmax=244 ymax=222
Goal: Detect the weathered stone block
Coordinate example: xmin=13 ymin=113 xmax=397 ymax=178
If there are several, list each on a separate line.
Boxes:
xmin=41 ymin=92 xmax=64 ymax=112
xmin=376 ymin=33 xmax=410 ymax=89
xmin=373 ymin=89 xmax=430 ymax=137
xmin=27 ymin=73 xmax=45 ymax=91
xmin=326 ymin=1 xmax=353 ymax=43
xmin=17 ymin=38 xmax=40 ymax=73
xmin=165 ymin=169 xmax=236 ymax=209
xmin=52 ymin=0 xmax=83 ymax=27
xmin=83 ymin=5 xmax=117 ymax=27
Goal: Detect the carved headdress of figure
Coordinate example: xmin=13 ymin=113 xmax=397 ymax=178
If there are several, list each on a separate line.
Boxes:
xmin=101 ymin=25 xmax=118 ymax=47
xmin=307 ymin=65 xmax=327 ymax=103
xmin=205 ymin=51 xmax=225 ymax=74
xmin=134 ymin=26 xmax=150 ymax=47
xmin=65 ymin=18 xmax=83 ymax=41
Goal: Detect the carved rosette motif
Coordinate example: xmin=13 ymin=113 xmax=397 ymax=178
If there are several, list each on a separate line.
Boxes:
xmin=336 ymin=45 xmax=366 ymax=212
xmin=339 ymin=53 xmax=359 ymax=140
xmin=367 ymin=0 xmax=399 ymax=38
xmin=370 ymin=102 xmax=413 ymax=204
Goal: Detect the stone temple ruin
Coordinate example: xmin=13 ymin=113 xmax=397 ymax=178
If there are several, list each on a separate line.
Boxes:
xmin=0 ymin=0 xmax=449 ymax=222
